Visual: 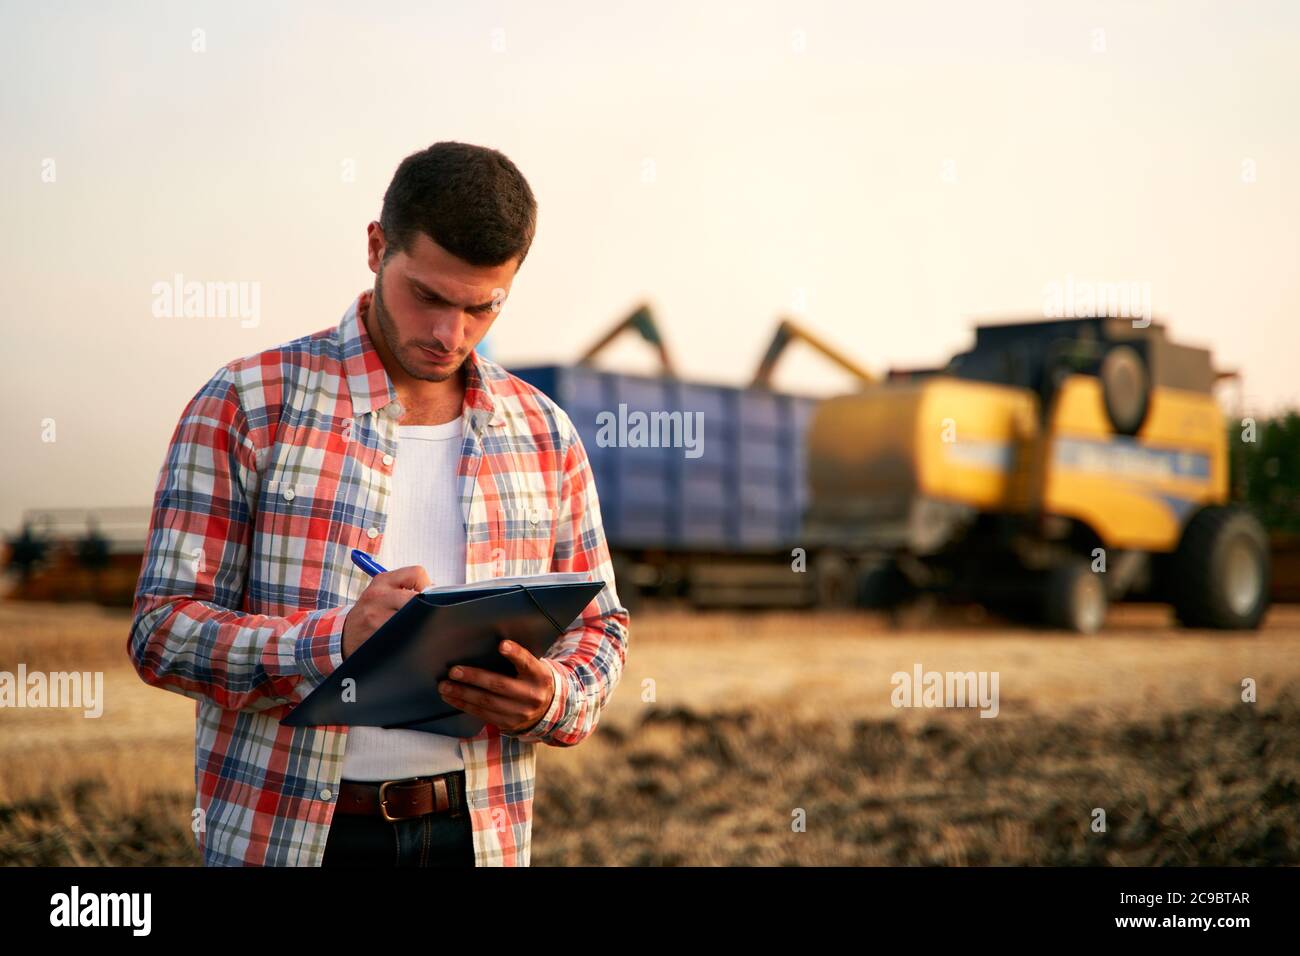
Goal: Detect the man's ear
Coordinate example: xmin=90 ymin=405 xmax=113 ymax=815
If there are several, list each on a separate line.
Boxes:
xmin=366 ymin=222 xmax=387 ymax=274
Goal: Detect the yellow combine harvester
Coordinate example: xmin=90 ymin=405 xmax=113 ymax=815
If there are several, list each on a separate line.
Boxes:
xmin=804 ymin=317 xmax=1270 ymax=632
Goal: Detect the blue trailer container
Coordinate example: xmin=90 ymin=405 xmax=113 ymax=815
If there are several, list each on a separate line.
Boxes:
xmin=508 ymin=365 xmax=819 ymax=555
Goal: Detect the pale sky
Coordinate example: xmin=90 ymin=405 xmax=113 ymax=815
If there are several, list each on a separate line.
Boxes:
xmin=2 ymin=0 xmax=1297 ymax=534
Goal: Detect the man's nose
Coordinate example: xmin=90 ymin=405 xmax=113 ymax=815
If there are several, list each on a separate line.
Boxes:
xmin=430 ymin=311 xmax=467 ymax=350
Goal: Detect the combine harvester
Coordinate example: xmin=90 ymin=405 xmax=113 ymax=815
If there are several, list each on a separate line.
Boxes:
xmin=804 ymin=317 xmax=1270 ymax=632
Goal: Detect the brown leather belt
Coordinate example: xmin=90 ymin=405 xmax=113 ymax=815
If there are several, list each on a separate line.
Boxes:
xmin=335 ymin=771 xmax=466 ymax=822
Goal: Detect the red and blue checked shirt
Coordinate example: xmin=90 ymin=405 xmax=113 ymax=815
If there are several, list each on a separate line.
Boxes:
xmin=128 ymin=288 xmax=630 ymax=866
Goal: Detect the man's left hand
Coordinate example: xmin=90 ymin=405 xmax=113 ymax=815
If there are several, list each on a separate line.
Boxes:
xmin=438 ymin=640 xmax=555 ymax=733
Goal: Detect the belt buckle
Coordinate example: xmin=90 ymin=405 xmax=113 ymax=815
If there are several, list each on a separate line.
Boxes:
xmin=378 ymin=779 xmax=411 ymax=823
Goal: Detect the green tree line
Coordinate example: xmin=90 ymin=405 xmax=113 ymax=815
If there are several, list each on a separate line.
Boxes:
xmin=1232 ymin=412 xmax=1300 ymax=533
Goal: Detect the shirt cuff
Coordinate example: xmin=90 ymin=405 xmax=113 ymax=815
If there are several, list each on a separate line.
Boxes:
xmin=294 ymin=605 xmax=349 ymax=683
xmin=508 ymin=657 xmax=569 ymax=743
xmin=266 ymin=605 xmax=349 ymax=701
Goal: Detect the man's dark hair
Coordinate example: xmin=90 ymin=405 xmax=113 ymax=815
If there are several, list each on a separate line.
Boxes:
xmin=379 ymin=141 xmax=537 ymax=268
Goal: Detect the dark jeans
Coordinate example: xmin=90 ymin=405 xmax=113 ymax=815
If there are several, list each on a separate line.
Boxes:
xmin=322 ymin=802 xmax=476 ymax=867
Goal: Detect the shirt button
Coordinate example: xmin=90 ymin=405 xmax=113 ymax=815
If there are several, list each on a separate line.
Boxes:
xmin=387 ymin=403 xmax=403 ymax=418
xmin=283 ymin=488 xmax=295 ymax=501
xmin=367 ymin=527 xmax=379 ymax=539
xmin=529 ymin=509 xmax=540 ymax=524
xmin=319 ymin=788 xmax=333 ymax=801
xmin=382 ymin=454 xmax=394 ymax=466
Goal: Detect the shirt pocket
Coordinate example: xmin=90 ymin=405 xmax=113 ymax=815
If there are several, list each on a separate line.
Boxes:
xmin=493 ymin=504 xmax=556 ymax=577
xmin=259 ymin=475 xmax=339 ymax=555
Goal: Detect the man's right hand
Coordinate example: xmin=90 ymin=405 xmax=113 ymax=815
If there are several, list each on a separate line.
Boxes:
xmin=341 ymin=565 xmax=432 ymax=659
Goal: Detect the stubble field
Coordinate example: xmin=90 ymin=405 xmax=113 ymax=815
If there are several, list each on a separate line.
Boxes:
xmin=1 ymin=601 xmax=1297 ymax=865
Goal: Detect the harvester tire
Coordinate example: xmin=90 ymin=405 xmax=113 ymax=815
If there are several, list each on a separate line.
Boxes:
xmin=1043 ymin=559 xmax=1107 ymax=633
xmin=1172 ymin=506 xmax=1270 ymax=630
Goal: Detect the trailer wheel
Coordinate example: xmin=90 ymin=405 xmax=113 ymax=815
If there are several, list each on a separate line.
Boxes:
xmin=611 ymin=554 xmax=641 ymax=615
xmin=1100 ymin=344 xmax=1151 ymax=436
xmin=1043 ymin=559 xmax=1107 ymax=633
xmin=813 ymin=553 xmax=857 ymax=608
xmin=856 ymin=560 xmax=912 ymax=610
xmin=1172 ymin=506 xmax=1270 ymax=629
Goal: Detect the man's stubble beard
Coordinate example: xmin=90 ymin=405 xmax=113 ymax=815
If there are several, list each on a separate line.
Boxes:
xmin=372 ymin=264 xmax=468 ymax=384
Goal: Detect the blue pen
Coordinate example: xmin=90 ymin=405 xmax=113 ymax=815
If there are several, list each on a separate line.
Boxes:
xmin=350 ymin=549 xmax=389 ymax=577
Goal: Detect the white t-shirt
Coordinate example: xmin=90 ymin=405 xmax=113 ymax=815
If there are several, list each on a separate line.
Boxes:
xmin=340 ymin=417 xmax=468 ymax=780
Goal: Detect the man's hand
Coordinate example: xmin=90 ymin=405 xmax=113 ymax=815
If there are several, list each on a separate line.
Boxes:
xmin=341 ymin=565 xmax=431 ymax=659
xmin=438 ymin=640 xmax=556 ymax=734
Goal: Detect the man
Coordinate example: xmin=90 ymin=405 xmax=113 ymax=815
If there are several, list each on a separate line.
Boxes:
xmin=128 ymin=141 xmax=630 ymax=867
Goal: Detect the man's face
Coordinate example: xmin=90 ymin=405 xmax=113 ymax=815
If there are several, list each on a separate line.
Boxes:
xmin=366 ymin=226 xmax=517 ymax=383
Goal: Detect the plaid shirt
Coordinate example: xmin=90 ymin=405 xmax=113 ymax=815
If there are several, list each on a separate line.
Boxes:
xmin=128 ymin=289 xmax=630 ymax=866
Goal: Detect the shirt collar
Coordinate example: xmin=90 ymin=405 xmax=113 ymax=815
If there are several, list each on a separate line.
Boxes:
xmin=339 ymin=288 xmax=500 ymax=425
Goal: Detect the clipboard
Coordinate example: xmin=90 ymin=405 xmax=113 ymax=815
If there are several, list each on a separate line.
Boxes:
xmin=280 ymin=576 xmax=605 ymax=738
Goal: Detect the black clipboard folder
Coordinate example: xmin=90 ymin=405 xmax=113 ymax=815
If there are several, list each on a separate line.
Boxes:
xmin=280 ymin=574 xmax=605 ymax=738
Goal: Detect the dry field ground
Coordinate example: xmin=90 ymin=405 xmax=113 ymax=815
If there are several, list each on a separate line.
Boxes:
xmin=1 ymin=601 xmax=1297 ymax=866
